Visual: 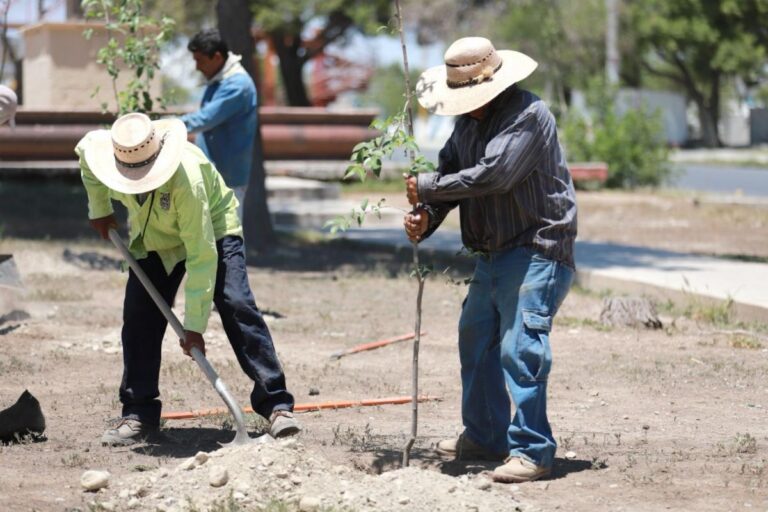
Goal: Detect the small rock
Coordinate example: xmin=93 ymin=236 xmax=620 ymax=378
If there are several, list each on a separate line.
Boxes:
xmin=299 ymin=496 xmax=321 ymax=511
xmin=474 ymin=478 xmax=492 ymax=491
xmin=565 ymin=450 xmax=577 ymax=460
xmin=118 ymin=489 xmax=130 ymax=499
xmin=178 ymin=457 xmax=196 ymax=471
xmin=623 ymin=415 xmax=630 ymax=420
xmin=127 ymin=498 xmax=140 ymax=509
xmin=399 ymin=496 xmax=411 ymax=505
xmin=309 ymin=387 xmax=320 ymax=396
xmin=589 ymin=390 xmax=599 ymax=397
xmin=131 ymin=485 xmax=149 ymax=498
xmin=209 ymin=466 xmax=229 ymax=487
xmin=291 ymin=475 xmax=303 ymax=485
xmin=80 ymin=470 xmax=110 ymax=491
xmin=233 ymin=491 xmax=246 ymax=501
xmin=194 ymin=451 xmax=209 ymax=465
xmin=642 ymin=424 xmax=650 ymax=430
xmin=100 ymin=500 xmax=116 ymax=511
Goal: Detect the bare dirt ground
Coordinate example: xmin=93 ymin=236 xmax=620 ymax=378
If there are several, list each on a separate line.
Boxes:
xmin=1 ymin=185 xmax=767 ymax=512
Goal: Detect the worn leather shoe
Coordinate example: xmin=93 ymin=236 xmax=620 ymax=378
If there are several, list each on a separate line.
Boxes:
xmin=101 ymin=418 xmax=155 ymax=446
xmin=269 ymin=410 xmax=300 ymax=438
xmin=435 ymin=432 xmax=507 ymax=461
xmin=491 ymin=456 xmax=551 ymax=483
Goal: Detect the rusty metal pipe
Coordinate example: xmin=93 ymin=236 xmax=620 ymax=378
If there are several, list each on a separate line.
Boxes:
xmin=0 ymin=124 xmax=378 ymax=160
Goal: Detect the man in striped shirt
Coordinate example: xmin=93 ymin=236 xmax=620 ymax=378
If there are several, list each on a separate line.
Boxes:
xmin=404 ymin=37 xmax=577 ymax=483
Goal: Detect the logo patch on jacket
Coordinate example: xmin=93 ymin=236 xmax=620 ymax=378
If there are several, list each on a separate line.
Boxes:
xmin=160 ymin=192 xmax=171 ymax=211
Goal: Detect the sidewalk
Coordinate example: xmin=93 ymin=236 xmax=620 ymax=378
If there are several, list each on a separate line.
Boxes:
xmin=671 ymin=146 xmax=768 ymax=166
xmin=337 ymin=227 xmax=768 ymax=323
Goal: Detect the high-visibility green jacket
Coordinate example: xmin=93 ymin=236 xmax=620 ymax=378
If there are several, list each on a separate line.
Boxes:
xmin=76 ymin=139 xmax=242 ymax=333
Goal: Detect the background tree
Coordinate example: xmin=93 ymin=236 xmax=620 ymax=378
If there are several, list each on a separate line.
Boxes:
xmin=217 ymin=0 xmax=276 ymax=253
xmin=627 ymin=0 xmax=768 ymax=147
xmin=249 ymin=0 xmax=392 ymax=106
xmin=146 ymin=0 xmax=216 ymax=35
xmin=489 ymin=0 xmax=606 ymax=112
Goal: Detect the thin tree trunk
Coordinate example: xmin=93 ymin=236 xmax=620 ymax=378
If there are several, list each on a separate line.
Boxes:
xmin=395 ymin=0 xmax=424 ymax=469
xmin=217 ymin=0 xmax=277 ymax=254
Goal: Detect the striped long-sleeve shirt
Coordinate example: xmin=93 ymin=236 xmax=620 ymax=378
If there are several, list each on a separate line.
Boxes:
xmin=417 ymin=86 xmax=578 ymax=268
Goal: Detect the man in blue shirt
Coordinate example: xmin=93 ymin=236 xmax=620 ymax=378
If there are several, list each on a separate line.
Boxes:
xmin=181 ymin=29 xmax=258 ymax=219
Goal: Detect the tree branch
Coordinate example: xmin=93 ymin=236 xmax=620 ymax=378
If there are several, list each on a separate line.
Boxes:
xmin=302 ymin=12 xmax=353 ymax=63
xmin=670 ymin=51 xmax=703 ymax=101
xmin=639 ymin=59 xmax=685 ymax=87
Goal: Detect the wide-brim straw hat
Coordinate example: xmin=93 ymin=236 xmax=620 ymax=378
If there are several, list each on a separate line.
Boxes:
xmin=83 ymin=113 xmax=186 ymax=194
xmin=416 ymin=37 xmax=537 ymax=116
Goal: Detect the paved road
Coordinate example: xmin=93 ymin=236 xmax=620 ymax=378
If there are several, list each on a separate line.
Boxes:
xmin=670 ymin=163 xmax=768 ymax=198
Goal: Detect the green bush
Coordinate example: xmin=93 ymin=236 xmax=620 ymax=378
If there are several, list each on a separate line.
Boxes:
xmin=561 ymin=87 xmax=672 ymax=189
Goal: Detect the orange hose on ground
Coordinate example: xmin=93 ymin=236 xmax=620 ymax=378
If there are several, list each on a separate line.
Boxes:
xmin=161 ymin=395 xmax=441 ymax=420
xmin=330 ymin=331 xmax=426 ymax=359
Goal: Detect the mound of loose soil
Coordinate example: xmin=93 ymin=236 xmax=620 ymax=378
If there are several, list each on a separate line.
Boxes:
xmin=86 ymin=438 xmax=530 ymax=512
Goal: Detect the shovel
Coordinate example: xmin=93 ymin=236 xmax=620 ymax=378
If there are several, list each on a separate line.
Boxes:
xmin=108 ymin=229 xmax=264 ymax=446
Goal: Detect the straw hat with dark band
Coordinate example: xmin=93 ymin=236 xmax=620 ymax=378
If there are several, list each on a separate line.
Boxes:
xmin=82 ymin=113 xmax=187 ymax=194
xmin=416 ymin=37 xmax=538 ymax=116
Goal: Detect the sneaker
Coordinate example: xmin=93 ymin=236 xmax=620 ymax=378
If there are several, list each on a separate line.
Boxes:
xmin=491 ymin=456 xmax=551 ymax=483
xmin=101 ymin=418 xmax=155 ymax=446
xmin=435 ymin=432 xmax=507 ymax=461
xmin=269 ymin=410 xmax=300 ymax=438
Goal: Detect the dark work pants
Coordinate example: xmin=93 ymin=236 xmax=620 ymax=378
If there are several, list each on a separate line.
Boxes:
xmin=119 ymin=235 xmax=294 ymax=426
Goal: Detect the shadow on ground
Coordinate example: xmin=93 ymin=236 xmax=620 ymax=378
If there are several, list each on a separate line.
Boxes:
xmin=129 ymin=426 xmax=270 ymax=459
xmin=352 ymin=445 xmax=599 ymax=481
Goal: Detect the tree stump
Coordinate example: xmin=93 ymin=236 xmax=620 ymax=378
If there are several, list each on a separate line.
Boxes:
xmin=599 ymin=296 xmax=663 ymax=329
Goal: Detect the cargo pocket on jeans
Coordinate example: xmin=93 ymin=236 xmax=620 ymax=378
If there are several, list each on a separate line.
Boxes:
xmin=517 ymin=309 xmax=553 ymax=382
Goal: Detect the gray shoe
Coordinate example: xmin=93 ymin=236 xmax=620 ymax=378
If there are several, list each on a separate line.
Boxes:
xmin=435 ymin=432 xmax=507 ymax=461
xmin=492 ymin=456 xmax=551 ymax=483
xmin=101 ymin=418 xmax=154 ymax=446
xmin=269 ymin=410 xmax=301 ymax=438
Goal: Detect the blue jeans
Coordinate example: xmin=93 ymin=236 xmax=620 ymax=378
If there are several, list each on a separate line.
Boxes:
xmin=458 ymin=246 xmax=573 ymax=468
xmin=119 ymin=235 xmax=294 ymax=426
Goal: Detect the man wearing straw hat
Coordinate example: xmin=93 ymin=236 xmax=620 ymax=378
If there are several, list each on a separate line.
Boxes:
xmin=404 ymin=37 xmax=577 ymax=483
xmin=75 ymin=112 xmax=300 ymax=446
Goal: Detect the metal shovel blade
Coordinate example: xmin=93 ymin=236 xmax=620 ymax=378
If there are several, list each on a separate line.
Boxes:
xmin=0 ymin=255 xmax=23 ymax=290
xmin=107 ymin=230 xmax=266 ymax=446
